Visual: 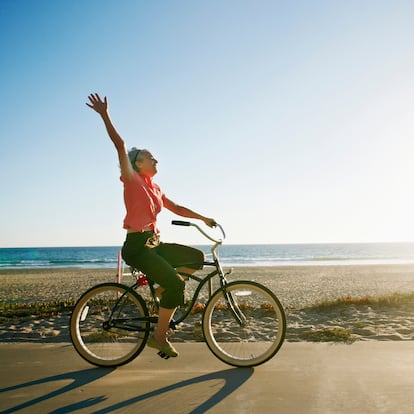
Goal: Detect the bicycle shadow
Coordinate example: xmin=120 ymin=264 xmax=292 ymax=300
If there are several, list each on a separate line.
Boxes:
xmin=92 ymin=367 xmax=254 ymax=414
xmin=1 ymin=366 xmax=253 ymax=413
xmin=0 ymin=367 xmax=114 ymax=413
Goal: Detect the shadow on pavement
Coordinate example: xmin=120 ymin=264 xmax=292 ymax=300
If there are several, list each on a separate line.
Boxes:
xmin=0 ymin=367 xmax=114 ymax=413
xmin=93 ymin=367 xmax=254 ymax=414
xmin=1 ymin=364 xmax=253 ymax=414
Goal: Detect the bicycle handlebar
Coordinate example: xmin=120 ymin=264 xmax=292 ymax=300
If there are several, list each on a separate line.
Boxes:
xmin=171 ymin=220 xmax=191 ymax=227
xmin=171 ymin=220 xmax=225 ymax=244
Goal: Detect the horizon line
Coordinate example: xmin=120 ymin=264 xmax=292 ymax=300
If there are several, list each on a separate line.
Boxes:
xmin=2 ymin=240 xmax=414 ymax=249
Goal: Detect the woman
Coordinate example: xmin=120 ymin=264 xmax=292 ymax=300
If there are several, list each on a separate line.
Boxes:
xmin=86 ymin=93 xmax=216 ymax=358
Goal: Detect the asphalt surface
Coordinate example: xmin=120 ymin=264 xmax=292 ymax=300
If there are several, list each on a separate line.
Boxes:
xmin=1 ymin=341 xmax=414 ymax=413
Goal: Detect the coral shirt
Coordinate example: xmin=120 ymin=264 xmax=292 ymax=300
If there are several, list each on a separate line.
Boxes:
xmin=121 ymin=171 xmax=165 ymax=233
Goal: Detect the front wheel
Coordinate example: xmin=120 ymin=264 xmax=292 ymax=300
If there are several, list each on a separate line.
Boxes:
xmin=70 ymin=283 xmax=150 ymax=367
xmin=202 ymin=281 xmax=286 ymax=367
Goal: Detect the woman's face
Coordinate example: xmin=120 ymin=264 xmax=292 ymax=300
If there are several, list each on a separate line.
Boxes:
xmin=136 ymin=150 xmax=158 ymax=177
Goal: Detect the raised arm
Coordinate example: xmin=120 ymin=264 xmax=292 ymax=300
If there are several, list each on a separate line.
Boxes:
xmin=86 ymin=93 xmax=134 ymax=180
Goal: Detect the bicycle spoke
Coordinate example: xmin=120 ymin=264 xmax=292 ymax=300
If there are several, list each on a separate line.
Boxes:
xmin=70 ymin=283 xmax=149 ymax=367
xmin=202 ymin=281 xmax=286 ymax=367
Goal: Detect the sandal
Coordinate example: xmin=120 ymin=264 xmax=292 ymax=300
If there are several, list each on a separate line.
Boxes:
xmin=147 ymin=335 xmax=179 ymax=357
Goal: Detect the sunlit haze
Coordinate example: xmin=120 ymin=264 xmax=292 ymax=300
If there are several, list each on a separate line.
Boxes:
xmin=1 ymin=0 xmax=414 ymax=247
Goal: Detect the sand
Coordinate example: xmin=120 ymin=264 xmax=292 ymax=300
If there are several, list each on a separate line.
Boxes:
xmin=1 ymin=264 xmax=414 ymax=342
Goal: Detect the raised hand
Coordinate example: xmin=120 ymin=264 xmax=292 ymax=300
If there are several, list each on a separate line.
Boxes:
xmin=204 ymin=217 xmax=217 ymax=228
xmin=86 ymin=93 xmax=108 ymax=115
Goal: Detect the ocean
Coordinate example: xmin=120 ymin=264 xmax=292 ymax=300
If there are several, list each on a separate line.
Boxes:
xmin=2 ymin=242 xmax=414 ymax=269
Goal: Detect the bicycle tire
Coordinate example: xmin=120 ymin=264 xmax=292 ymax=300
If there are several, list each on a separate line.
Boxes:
xmin=202 ymin=280 xmax=286 ymax=367
xmin=70 ymin=282 xmax=150 ymax=367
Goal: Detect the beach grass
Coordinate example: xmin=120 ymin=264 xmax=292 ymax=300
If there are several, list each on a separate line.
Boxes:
xmin=290 ymin=291 xmax=414 ymax=343
xmin=307 ymin=291 xmax=414 ymax=311
xmin=0 ymin=299 xmax=77 ymax=319
xmin=2 ymin=265 xmax=414 ymax=343
xmin=2 ymin=291 xmax=414 ymax=319
xmin=298 ymin=327 xmax=356 ymax=343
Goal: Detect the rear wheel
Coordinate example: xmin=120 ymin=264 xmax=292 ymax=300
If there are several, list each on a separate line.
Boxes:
xmin=202 ymin=281 xmax=286 ymax=367
xmin=70 ymin=283 xmax=149 ymax=367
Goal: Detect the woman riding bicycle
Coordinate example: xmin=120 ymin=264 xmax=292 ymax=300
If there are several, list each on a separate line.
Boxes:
xmin=86 ymin=93 xmax=216 ymax=358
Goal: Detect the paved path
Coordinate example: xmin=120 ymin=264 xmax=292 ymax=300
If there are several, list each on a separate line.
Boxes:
xmin=1 ymin=341 xmax=414 ymax=413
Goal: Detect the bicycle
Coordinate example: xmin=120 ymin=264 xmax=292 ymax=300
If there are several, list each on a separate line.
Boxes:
xmin=70 ymin=221 xmax=286 ymax=368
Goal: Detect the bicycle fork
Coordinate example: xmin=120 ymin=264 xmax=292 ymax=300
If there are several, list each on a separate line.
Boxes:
xmin=222 ymin=287 xmax=248 ymax=327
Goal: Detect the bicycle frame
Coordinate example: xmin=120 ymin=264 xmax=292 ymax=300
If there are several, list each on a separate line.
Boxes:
xmin=70 ymin=220 xmax=286 ymax=368
xmin=106 ymin=221 xmax=246 ymax=332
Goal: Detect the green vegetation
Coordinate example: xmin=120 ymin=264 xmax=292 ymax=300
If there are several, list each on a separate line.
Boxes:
xmin=307 ymin=291 xmax=414 ymax=311
xmin=299 ymin=327 xmax=356 ymax=343
xmin=2 ymin=291 xmax=414 ymax=344
xmin=293 ymin=291 xmax=414 ymax=343
xmin=0 ymin=299 xmax=77 ymax=319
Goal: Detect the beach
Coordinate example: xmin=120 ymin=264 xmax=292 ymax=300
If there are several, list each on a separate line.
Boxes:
xmin=1 ymin=264 xmax=414 ymax=343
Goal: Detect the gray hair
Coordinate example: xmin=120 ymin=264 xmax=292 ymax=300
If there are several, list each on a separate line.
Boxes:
xmin=128 ymin=147 xmax=144 ymax=172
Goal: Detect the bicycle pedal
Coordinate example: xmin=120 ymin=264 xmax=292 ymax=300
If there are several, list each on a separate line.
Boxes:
xmin=157 ymin=351 xmax=170 ymax=360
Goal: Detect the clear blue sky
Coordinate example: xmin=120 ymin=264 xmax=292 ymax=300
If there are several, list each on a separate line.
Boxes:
xmin=1 ymin=0 xmax=414 ymax=247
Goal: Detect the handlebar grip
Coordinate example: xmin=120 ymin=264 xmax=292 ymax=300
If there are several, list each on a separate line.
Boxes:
xmin=171 ymin=220 xmax=191 ymax=226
